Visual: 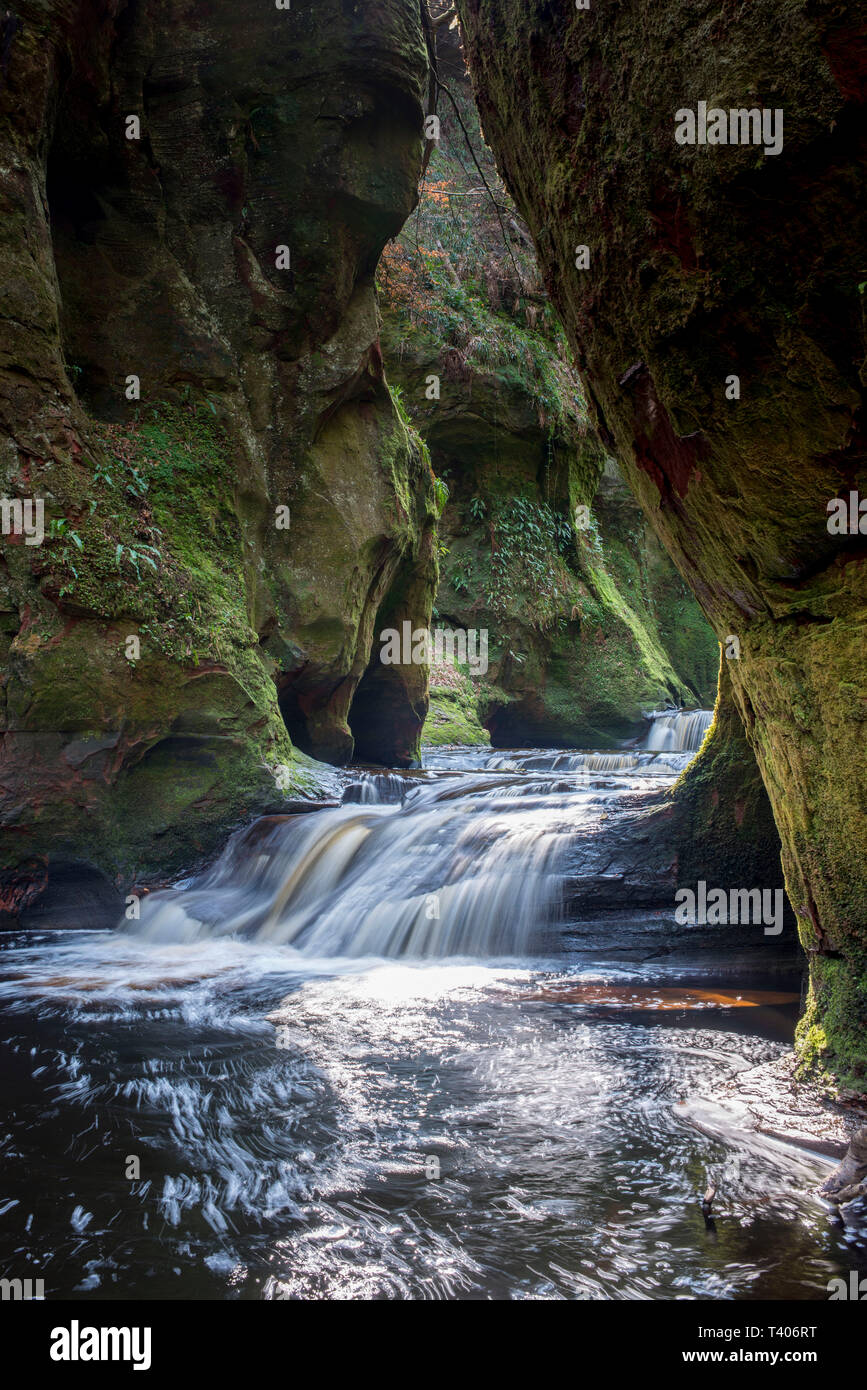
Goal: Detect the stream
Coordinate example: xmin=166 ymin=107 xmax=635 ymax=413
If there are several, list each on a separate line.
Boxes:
xmin=1 ymin=723 xmax=864 ymax=1300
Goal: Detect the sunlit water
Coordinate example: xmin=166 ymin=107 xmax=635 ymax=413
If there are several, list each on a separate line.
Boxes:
xmin=643 ymin=708 xmax=714 ymax=753
xmin=0 ymin=744 xmax=863 ymax=1300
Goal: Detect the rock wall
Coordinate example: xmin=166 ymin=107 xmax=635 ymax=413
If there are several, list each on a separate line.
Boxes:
xmin=380 ymin=21 xmax=719 ymax=748
xmin=456 ymin=0 xmax=867 ymax=1084
xmin=0 ymin=0 xmax=437 ymax=906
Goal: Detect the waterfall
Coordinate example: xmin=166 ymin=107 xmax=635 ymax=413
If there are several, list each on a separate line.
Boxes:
xmin=425 ymin=748 xmax=696 ymax=775
xmin=125 ymin=777 xmax=571 ymax=960
xmin=555 ymin=752 xmax=639 ymax=773
xmin=643 ymin=708 xmax=713 ymax=753
xmin=124 ymin=730 xmax=704 ymax=960
xmin=341 ymin=772 xmax=416 ymax=804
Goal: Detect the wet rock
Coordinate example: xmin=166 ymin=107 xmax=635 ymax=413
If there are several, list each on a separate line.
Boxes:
xmin=820 ymin=1125 xmax=867 ymax=1204
xmin=455 ymin=0 xmax=867 ymax=1086
xmin=0 ymin=0 xmax=436 ymax=891
xmin=679 ymin=1054 xmax=867 ymax=1190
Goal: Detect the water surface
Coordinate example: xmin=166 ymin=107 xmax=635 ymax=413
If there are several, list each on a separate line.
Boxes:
xmin=0 ymin=739 xmax=863 ymax=1300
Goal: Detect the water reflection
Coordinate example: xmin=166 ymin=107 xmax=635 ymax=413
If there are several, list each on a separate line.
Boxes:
xmin=0 ymin=746 xmax=863 ymax=1300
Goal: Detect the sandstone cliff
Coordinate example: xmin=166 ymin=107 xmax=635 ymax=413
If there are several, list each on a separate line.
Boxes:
xmin=379 ymin=21 xmax=719 ymax=747
xmin=0 ymin=0 xmax=439 ymax=906
xmin=456 ymin=0 xmax=867 ymax=1084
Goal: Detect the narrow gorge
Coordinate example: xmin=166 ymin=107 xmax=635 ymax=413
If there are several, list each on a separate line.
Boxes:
xmin=0 ymin=0 xmax=864 ymax=1318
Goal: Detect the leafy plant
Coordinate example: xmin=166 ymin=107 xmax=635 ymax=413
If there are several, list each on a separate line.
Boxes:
xmin=114 ymin=543 xmax=162 ymax=580
xmin=47 ymin=517 xmax=84 ymax=594
xmin=48 ymin=517 xmax=83 ymax=547
xmin=450 ymin=556 xmax=475 ymax=595
xmin=484 ymin=496 xmax=578 ymax=630
xmin=390 ymin=384 xmax=412 ymax=430
xmin=432 ymin=475 xmax=449 ymax=514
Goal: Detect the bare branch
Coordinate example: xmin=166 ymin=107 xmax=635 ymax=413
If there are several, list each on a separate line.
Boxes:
xmin=432 ymin=6 xmax=457 ymax=28
xmin=433 ymin=75 xmax=526 ymax=291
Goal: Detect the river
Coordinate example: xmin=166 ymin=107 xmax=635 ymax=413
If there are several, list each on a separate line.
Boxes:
xmin=0 ymin=726 xmax=863 ymax=1300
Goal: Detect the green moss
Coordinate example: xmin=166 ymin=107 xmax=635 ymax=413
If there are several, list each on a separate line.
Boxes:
xmin=0 ymin=401 xmax=332 ymax=882
xmin=667 ymin=659 xmax=784 ymax=889
xmin=796 ymin=956 xmax=867 ymax=1092
xmin=41 ymin=403 xmax=257 ymax=664
xmin=430 ymin=473 xmax=708 ymax=745
xmin=423 ymin=678 xmax=489 ymax=746
xmin=453 ymin=0 xmax=867 ymax=1090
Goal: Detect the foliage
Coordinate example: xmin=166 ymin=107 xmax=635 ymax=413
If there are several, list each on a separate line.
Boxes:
xmin=43 ymin=402 xmax=257 ymax=667
xmin=432 ymin=476 xmax=450 ymax=514
xmin=376 ymin=83 xmax=586 ymax=431
xmin=485 ymin=496 xmax=576 ymax=628
xmin=390 ymin=383 xmax=448 ymax=516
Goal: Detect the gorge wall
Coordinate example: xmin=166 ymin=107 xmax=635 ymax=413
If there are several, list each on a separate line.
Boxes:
xmin=380 ymin=22 xmax=719 ymax=748
xmin=455 ymin=0 xmax=867 ymax=1085
xmin=0 ymin=0 xmax=790 ymax=986
xmin=0 ymin=0 xmax=438 ymax=906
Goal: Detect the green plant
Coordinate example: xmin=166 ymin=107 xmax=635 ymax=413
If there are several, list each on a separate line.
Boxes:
xmin=115 ymin=543 xmax=161 ymax=580
xmin=48 ymin=517 xmax=83 ymax=547
xmin=390 ymin=384 xmax=412 ymax=430
xmin=451 ymin=556 xmax=475 ymax=594
xmin=46 ymin=517 xmax=85 ymax=595
xmin=432 ymin=475 xmax=449 ymax=514
xmin=485 ymin=496 xmax=578 ymax=630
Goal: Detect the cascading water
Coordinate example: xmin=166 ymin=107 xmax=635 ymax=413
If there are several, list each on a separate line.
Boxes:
xmin=643 ymin=707 xmax=713 ymax=753
xmin=425 ymin=747 xmax=695 ymax=775
xmin=126 ymin=744 xmax=708 ymax=959
xmin=341 ymin=772 xmax=417 ymax=804
xmin=127 ymin=771 xmax=578 ymax=958
xmin=0 ymin=736 xmax=853 ymax=1301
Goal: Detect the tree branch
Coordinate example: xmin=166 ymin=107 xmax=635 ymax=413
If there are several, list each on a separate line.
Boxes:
xmin=433 ymin=75 xmax=526 ymax=291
